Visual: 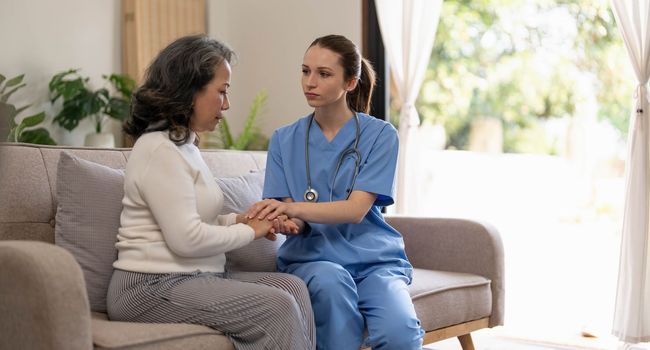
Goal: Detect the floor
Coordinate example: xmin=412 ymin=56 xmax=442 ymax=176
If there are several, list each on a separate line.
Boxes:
xmin=423 ymin=327 xmax=649 ymax=350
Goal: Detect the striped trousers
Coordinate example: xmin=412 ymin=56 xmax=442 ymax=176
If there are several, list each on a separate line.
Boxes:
xmin=107 ymin=269 xmax=316 ymax=350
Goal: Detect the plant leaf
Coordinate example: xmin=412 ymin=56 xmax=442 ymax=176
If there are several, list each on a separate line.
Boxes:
xmin=6 ymin=128 xmax=16 ymax=142
xmin=1 ymin=74 xmax=24 ymax=94
xmin=14 ymin=122 xmax=27 ymax=142
xmin=48 ymin=69 xmax=82 ymax=102
xmin=49 ymin=69 xmax=79 ymax=90
xmin=234 ymin=90 xmax=267 ymax=150
xmin=0 ymin=83 xmax=27 ymax=103
xmin=5 ymin=74 xmax=25 ymax=87
xmin=87 ymin=90 xmax=106 ymax=115
xmin=246 ymin=131 xmax=270 ymax=151
xmin=54 ymin=98 xmax=86 ymax=131
xmin=0 ymin=74 xmax=6 ymax=86
xmin=19 ymin=128 xmax=57 ymax=145
xmin=219 ymin=118 xmax=234 ymax=149
xmin=20 ymin=112 xmax=46 ymax=127
xmin=53 ymin=78 xmax=85 ymax=102
xmin=105 ymin=74 xmax=136 ymax=98
xmin=53 ymin=114 xmax=80 ymax=131
xmin=105 ymin=97 xmax=130 ymax=120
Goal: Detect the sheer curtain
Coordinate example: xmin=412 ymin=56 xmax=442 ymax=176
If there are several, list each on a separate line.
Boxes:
xmin=374 ymin=0 xmax=443 ymax=214
xmin=611 ymin=0 xmax=650 ymax=344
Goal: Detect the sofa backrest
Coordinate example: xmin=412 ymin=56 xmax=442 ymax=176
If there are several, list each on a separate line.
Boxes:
xmin=0 ymin=143 xmax=267 ymax=243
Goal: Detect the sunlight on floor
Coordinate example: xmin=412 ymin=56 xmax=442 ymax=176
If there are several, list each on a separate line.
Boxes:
xmin=423 ymin=327 xmax=632 ymax=350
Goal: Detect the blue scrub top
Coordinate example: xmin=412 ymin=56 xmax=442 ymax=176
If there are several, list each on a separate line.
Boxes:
xmin=263 ymin=113 xmax=413 ymax=278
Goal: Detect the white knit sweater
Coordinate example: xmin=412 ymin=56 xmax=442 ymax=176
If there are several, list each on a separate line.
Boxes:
xmin=113 ymin=131 xmax=255 ymax=273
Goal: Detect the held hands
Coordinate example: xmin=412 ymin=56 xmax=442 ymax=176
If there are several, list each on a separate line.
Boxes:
xmin=239 ymin=213 xmax=300 ymax=241
xmin=273 ymin=216 xmax=300 ymax=235
xmin=246 ymin=199 xmax=295 ymax=221
xmin=245 ymin=217 xmax=277 ymax=241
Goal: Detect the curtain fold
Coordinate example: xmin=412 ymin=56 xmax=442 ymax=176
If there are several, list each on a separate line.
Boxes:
xmin=374 ymin=0 xmax=443 ymax=214
xmin=611 ymin=0 xmax=650 ymax=344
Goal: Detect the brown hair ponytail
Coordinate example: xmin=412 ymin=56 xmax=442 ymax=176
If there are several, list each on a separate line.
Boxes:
xmin=348 ymin=57 xmax=376 ymax=114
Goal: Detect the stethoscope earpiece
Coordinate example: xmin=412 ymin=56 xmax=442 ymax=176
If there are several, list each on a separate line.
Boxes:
xmin=304 ymin=113 xmax=361 ymax=202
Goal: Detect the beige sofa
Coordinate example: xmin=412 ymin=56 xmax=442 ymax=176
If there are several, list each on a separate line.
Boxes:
xmin=0 ymin=143 xmax=504 ymax=350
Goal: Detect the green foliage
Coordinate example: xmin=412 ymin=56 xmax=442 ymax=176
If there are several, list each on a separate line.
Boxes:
xmin=49 ymin=69 xmax=135 ymax=133
xmin=416 ymin=0 xmax=630 ymax=153
xmin=0 ymin=73 xmax=56 ymax=145
xmin=206 ymin=90 xmax=269 ymax=150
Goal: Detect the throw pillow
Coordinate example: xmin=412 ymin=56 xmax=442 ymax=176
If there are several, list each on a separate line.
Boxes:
xmin=216 ymin=171 xmax=286 ymax=272
xmin=55 ymin=152 xmax=124 ymax=313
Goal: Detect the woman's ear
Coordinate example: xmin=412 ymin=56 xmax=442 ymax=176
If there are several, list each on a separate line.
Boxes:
xmin=345 ymin=77 xmax=359 ymax=92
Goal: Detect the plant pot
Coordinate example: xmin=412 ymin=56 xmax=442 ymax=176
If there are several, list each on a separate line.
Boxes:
xmin=84 ymin=132 xmax=115 ymax=148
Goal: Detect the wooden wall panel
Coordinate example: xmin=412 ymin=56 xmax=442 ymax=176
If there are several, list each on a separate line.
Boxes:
xmin=122 ymin=0 xmax=206 ymax=84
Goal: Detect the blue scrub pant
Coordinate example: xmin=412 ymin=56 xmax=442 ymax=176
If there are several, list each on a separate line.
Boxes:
xmin=284 ymin=261 xmax=424 ymax=350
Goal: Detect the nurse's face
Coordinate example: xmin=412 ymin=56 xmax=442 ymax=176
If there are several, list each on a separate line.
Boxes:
xmin=301 ymin=45 xmax=356 ymax=109
xmin=190 ymin=61 xmax=231 ymax=133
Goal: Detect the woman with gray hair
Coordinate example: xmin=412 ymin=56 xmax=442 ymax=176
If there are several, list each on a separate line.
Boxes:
xmin=107 ymin=34 xmax=315 ymax=350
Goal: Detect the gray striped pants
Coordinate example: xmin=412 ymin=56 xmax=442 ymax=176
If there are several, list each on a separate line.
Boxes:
xmin=107 ymin=269 xmax=316 ymax=350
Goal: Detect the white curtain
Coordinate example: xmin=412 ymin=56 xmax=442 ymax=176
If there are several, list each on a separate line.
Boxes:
xmin=611 ymin=0 xmax=650 ymax=344
xmin=375 ymin=0 xmax=443 ymax=214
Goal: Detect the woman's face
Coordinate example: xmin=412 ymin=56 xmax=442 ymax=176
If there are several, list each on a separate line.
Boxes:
xmin=301 ymin=45 xmax=356 ymax=109
xmin=190 ymin=61 xmax=231 ymax=133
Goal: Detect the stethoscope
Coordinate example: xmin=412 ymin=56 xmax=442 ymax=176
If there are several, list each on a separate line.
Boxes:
xmin=304 ymin=113 xmax=361 ymax=202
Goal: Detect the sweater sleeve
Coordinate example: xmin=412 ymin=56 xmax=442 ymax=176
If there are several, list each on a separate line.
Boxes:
xmin=216 ymin=213 xmax=238 ymax=226
xmin=137 ymin=143 xmax=255 ymax=258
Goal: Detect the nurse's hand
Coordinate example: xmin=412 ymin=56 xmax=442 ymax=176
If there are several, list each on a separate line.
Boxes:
xmin=246 ymin=199 xmax=294 ymax=221
xmin=273 ymin=215 xmax=300 ymax=235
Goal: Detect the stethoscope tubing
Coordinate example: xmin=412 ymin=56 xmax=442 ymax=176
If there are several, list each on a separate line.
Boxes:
xmin=304 ymin=113 xmax=361 ymax=202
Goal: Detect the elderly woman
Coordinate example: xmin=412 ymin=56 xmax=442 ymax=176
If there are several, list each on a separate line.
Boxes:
xmin=107 ymin=34 xmax=315 ymax=350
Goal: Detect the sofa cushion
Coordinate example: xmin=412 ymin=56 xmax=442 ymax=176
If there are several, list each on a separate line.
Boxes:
xmin=409 ymin=268 xmax=492 ymax=331
xmin=0 ymin=146 xmax=55 ymax=232
xmin=217 ymin=171 xmax=286 ymax=272
xmin=55 ymin=152 xmax=124 ymax=313
xmin=91 ymin=312 xmax=233 ymax=349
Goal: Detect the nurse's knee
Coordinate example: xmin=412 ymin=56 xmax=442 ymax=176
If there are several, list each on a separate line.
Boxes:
xmin=297 ymin=261 xmax=354 ymax=296
xmin=375 ymin=320 xmax=423 ymax=350
xmin=370 ymin=308 xmax=423 ymax=350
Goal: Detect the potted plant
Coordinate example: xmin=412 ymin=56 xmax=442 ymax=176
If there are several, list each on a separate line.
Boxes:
xmin=204 ymin=89 xmax=269 ymax=150
xmin=48 ymin=69 xmax=135 ymax=147
xmin=0 ymin=73 xmax=56 ymax=145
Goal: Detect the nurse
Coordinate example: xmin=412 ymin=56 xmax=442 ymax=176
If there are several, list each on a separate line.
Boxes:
xmin=247 ymin=34 xmax=424 ymax=350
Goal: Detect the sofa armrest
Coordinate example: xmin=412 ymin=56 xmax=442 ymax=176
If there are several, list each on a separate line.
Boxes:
xmin=0 ymin=240 xmax=93 ymax=349
xmin=385 ymin=216 xmax=505 ymax=327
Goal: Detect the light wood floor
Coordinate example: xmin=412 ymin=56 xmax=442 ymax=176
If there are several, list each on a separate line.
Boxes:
xmin=422 ymin=328 xmax=636 ymax=350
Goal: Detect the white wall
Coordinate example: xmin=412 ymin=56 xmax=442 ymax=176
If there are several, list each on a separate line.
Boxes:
xmin=1 ymin=0 xmax=361 ymax=146
xmin=207 ymin=0 xmax=362 ymax=137
xmin=0 ymin=0 xmax=121 ymax=146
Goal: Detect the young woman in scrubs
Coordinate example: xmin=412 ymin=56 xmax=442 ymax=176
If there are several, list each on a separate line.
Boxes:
xmin=246 ymin=34 xmax=424 ymax=350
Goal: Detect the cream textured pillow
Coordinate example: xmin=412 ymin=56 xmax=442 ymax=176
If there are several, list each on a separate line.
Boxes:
xmin=217 ymin=171 xmax=286 ymax=272
xmin=54 ymin=152 xmax=123 ymax=312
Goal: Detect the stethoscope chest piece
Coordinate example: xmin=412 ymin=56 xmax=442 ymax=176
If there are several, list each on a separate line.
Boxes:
xmin=304 ymin=187 xmax=319 ymax=202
